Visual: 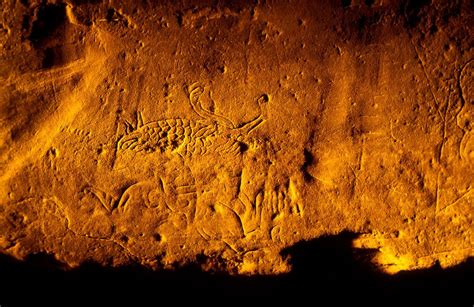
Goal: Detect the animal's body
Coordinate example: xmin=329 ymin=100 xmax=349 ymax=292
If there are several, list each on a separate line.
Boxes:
xmin=117 ymin=83 xmax=266 ymax=157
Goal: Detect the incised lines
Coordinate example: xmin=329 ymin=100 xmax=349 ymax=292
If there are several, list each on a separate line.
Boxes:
xmin=457 ymin=59 xmax=473 ymax=161
xmin=116 ymin=82 xmax=266 ymax=157
xmin=85 ymin=176 xmax=197 ymax=220
xmin=70 ymin=83 xmax=303 ymax=248
xmin=197 ymin=177 xmax=304 ymax=243
xmin=239 ymin=178 xmax=303 ymax=241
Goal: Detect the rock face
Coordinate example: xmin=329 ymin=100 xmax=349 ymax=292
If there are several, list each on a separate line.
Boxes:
xmin=0 ymin=0 xmax=472 ymax=274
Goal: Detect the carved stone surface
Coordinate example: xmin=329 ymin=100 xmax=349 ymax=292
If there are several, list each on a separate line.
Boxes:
xmin=0 ymin=0 xmax=472 ymax=274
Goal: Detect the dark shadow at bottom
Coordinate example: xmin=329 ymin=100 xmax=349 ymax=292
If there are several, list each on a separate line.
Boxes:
xmin=0 ymin=232 xmax=472 ymax=305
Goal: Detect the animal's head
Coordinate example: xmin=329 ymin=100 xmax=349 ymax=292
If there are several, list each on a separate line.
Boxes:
xmin=117 ymin=111 xmax=140 ymax=150
xmin=117 ymin=131 xmax=142 ymax=151
xmin=117 ymin=111 xmax=153 ymax=152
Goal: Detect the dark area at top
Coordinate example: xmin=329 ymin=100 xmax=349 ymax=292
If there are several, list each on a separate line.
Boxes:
xmin=28 ymin=3 xmax=66 ymax=47
xmin=0 ymin=232 xmax=472 ymax=305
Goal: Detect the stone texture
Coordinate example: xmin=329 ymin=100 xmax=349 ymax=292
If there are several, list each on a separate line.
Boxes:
xmin=0 ymin=0 xmax=472 ymax=274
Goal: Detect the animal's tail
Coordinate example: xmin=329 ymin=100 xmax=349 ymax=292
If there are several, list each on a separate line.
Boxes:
xmin=235 ymin=93 xmax=269 ymax=134
xmin=186 ymin=82 xmax=235 ymax=128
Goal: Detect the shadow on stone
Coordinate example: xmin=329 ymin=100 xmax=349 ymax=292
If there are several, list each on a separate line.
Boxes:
xmin=0 ymin=231 xmax=472 ymax=305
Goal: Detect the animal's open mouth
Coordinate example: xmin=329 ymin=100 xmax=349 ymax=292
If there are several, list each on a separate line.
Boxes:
xmin=119 ymin=137 xmax=139 ymax=150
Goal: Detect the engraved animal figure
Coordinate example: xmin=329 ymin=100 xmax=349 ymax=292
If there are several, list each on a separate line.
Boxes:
xmin=117 ymin=83 xmax=266 ymax=157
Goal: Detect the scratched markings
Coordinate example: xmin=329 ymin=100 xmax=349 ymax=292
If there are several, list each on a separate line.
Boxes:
xmin=117 ymin=83 xmax=265 ymax=157
xmin=59 ymin=82 xmax=303 ymax=253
